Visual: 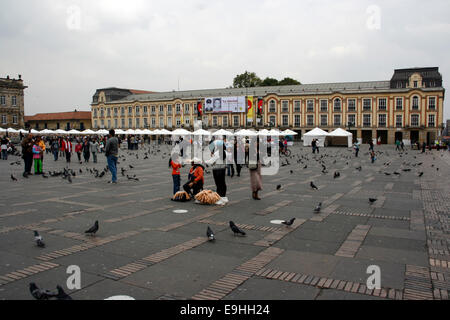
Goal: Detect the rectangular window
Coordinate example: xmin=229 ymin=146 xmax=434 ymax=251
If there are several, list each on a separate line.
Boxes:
xmin=378 ymin=114 xmax=386 ymax=127
xmin=93 ymin=109 xmax=98 ymax=118
xmin=233 ymin=116 xmax=239 ymax=127
xmin=282 ymin=101 xmax=289 ymax=113
xmin=107 ymin=108 xmax=111 ymax=117
xmin=378 ymin=98 xmax=387 ymax=110
xmin=320 ymin=100 xmax=328 ymax=112
xmin=144 ymin=118 xmax=148 ymax=127
xmin=282 ymin=115 xmax=289 ymax=126
xmin=412 ymin=97 xmax=419 ymax=110
xmin=411 ymin=114 xmax=419 ymax=127
xmin=135 ymin=106 xmax=140 ymax=116
xmin=348 ymin=114 xmax=356 ymax=127
xmin=321 ymin=115 xmax=328 ymax=126
xmin=176 ymin=104 xmax=181 ymax=114
xmin=203 ymin=116 xmax=209 ymax=126
xmin=294 ymin=114 xmax=301 ymax=127
xmin=159 ymin=105 xmax=164 ymax=113
xmin=100 ymin=109 xmax=104 ymax=117
xmin=347 ymin=99 xmax=356 ymax=112
xmin=151 ymin=118 xmax=156 ymax=128
xmin=333 ymin=99 xmax=342 ymax=112
xmin=334 ymin=114 xmax=341 ymax=126
xmin=414 ymin=81 xmax=418 ymax=88
xmin=307 ymin=100 xmax=314 ymax=112
xmin=12 ymin=96 xmax=17 ymax=106
xmin=135 ymin=118 xmax=140 ymax=128
xmin=121 ymin=118 xmax=125 ymax=128
xmin=121 ymin=107 xmax=125 ymax=116
xmin=213 ymin=116 xmax=218 ymax=127
xmin=294 ymin=100 xmax=301 ymax=113
xmin=114 ymin=119 xmax=118 ymax=128
xmin=269 ymin=116 xmax=276 ymax=126
xmin=167 ymin=105 xmax=173 ymax=114
xmin=223 ymin=116 xmax=228 ymax=127
xmin=114 ymin=108 xmax=118 ymax=117
xmin=396 ymin=98 xmax=403 ymax=110
xmin=184 ymin=104 xmax=190 ymax=113
xmin=185 ymin=117 xmax=190 ymax=126
xmin=159 ymin=118 xmax=164 ymax=128
xmin=94 ymin=120 xmax=98 ymax=128
xmin=363 ymin=114 xmax=371 ymax=127
xmin=428 ymin=114 xmax=435 ymax=127
xmin=428 ymin=97 xmax=436 ymax=110
xmin=128 ymin=118 xmax=132 ymax=128
xmin=269 ymin=101 xmax=276 ymax=113
xmin=143 ymin=106 xmax=148 ymax=115
xmin=150 ymin=106 xmax=155 ymax=115
xmin=396 ymin=115 xmax=402 ymax=128
xmin=12 ymin=115 xmax=18 ymax=124
xmin=128 ymin=107 xmax=133 ymax=116
xmin=0 ymin=96 xmax=5 ymax=105
xmin=167 ymin=117 xmax=172 ymax=128
xmin=307 ymin=115 xmax=314 ymax=126
xmin=363 ymin=99 xmax=371 ymax=111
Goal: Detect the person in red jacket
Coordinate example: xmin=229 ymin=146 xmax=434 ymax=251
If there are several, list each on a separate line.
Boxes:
xmin=169 ymin=154 xmax=182 ymax=195
xmin=64 ymin=138 xmax=72 ymax=163
xmin=75 ymin=141 xmax=82 ymax=164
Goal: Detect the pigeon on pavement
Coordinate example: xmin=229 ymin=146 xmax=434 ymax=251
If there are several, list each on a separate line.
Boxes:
xmin=229 ymin=221 xmax=246 ymax=236
xmin=85 ymin=221 xmax=99 ymax=236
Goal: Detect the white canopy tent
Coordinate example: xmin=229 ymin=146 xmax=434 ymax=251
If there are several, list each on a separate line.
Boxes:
xmin=159 ymin=129 xmax=172 ymax=135
xmin=55 ymin=129 xmax=68 ymax=135
xmin=7 ymin=128 xmax=19 ymax=133
xmin=282 ymin=129 xmax=298 ymax=136
xmin=171 ymin=129 xmax=192 ymax=136
xmin=81 ymin=129 xmax=96 ymax=135
xmin=213 ymin=129 xmax=234 ymax=137
xmin=303 ymin=128 xmax=329 ymax=147
xmin=68 ymin=129 xmax=81 ymax=135
xmin=193 ymin=129 xmax=211 ymax=136
xmin=0 ymin=128 xmax=6 ymax=133
xmin=97 ymin=129 xmax=109 ymax=135
xmin=327 ymin=128 xmax=353 ymax=147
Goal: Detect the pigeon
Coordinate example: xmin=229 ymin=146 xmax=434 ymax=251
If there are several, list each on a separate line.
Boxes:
xmin=369 ymin=198 xmax=377 ymax=204
xmin=290 ymin=170 xmax=293 ymax=175
xmin=303 ymin=165 xmax=308 ymax=169
xmin=393 ymin=171 xmax=400 ymax=175
xmin=334 ymin=172 xmax=340 ymax=179
xmin=384 ymin=172 xmax=391 ymax=176
xmin=282 ymin=218 xmax=296 ymax=226
xmin=276 ymin=185 xmax=282 ymax=191
xmin=229 ymin=221 xmax=246 ymax=236
xmin=98 ymin=171 xmax=105 ymax=178
xmin=206 ymin=226 xmax=215 ymax=241
xmin=29 ymin=283 xmax=52 ymax=300
xmin=314 ymin=203 xmax=322 ymax=213
xmin=42 ymin=172 xmax=49 ymax=179
xmin=55 ymin=285 xmax=72 ymax=300
xmin=85 ymin=221 xmax=99 ymax=236
xmin=34 ymin=231 xmax=45 ymax=248
xmin=129 ymin=165 xmax=134 ymax=169
xmin=356 ymin=166 xmax=362 ymax=171
xmin=418 ymin=172 xmax=424 ymax=177
xmin=310 ymin=182 xmax=318 ymax=190
xmin=402 ymin=169 xmax=411 ymax=172
xmin=11 ymin=174 xmax=17 ymax=181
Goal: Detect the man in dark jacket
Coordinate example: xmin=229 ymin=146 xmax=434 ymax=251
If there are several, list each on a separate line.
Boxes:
xmin=21 ymin=134 xmax=34 ymax=177
xmin=105 ymin=129 xmax=119 ymax=184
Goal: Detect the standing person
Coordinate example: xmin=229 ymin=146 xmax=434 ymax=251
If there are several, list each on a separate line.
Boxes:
xmin=82 ymin=138 xmax=91 ymax=163
xmin=51 ymin=138 xmax=59 ymax=161
xmin=64 ymin=138 xmax=73 ymax=164
xmin=37 ymin=137 xmax=46 ymax=173
xmin=354 ymin=142 xmax=360 ymax=157
xmin=75 ymin=141 xmax=82 ymax=164
xmin=169 ymin=154 xmax=182 ymax=195
xmin=311 ymin=139 xmax=317 ymax=154
xmin=91 ymin=138 xmax=99 ymax=163
xmin=206 ymin=138 xmax=227 ymax=197
xmin=234 ymin=137 xmax=243 ymax=177
xmin=1 ymin=136 xmax=8 ymax=160
xmin=395 ymin=139 xmax=401 ymax=151
xmin=21 ymin=134 xmax=34 ymax=177
xmin=225 ymin=140 xmax=235 ymax=178
xmin=401 ymin=141 xmax=405 ymax=151
xmin=369 ymin=140 xmax=374 ymax=152
xmin=316 ymin=139 xmax=320 ymax=154
xmin=370 ymin=150 xmax=376 ymax=164
xmin=32 ymin=140 xmax=43 ymax=175
xmin=105 ymin=129 xmax=119 ymax=184
xmin=249 ymin=139 xmax=262 ymax=200
xmin=422 ymin=142 xmax=426 ymax=153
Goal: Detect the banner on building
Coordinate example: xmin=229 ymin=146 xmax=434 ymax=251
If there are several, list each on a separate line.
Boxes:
xmin=197 ymin=101 xmax=203 ymax=118
xmin=204 ymin=96 xmax=246 ymax=113
xmin=247 ymin=96 xmax=254 ymax=121
xmin=257 ymin=97 xmax=263 ymax=116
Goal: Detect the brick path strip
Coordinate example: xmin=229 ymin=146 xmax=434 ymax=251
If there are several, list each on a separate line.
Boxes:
xmin=335 ymin=225 xmax=371 ymax=258
xmin=191 ymin=247 xmax=284 ymax=300
xmin=0 ymin=262 xmax=59 ymax=287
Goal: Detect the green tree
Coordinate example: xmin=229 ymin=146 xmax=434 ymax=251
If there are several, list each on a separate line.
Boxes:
xmin=233 ymin=71 xmax=262 ymax=88
xmin=278 ymin=77 xmax=301 ymax=85
xmin=260 ymin=77 xmax=279 ymax=86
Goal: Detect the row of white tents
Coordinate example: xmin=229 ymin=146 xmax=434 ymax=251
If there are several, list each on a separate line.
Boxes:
xmin=0 ymin=127 xmax=299 ymax=137
xmin=303 ymin=128 xmax=353 ymax=147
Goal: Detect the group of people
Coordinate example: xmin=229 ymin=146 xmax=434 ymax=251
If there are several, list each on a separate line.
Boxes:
xmin=169 ymin=136 xmax=264 ymax=202
xmin=311 ymin=139 xmax=320 ymax=154
xmin=1 ymin=136 xmax=15 ymax=160
xmin=20 ymin=134 xmax=46 ymax=177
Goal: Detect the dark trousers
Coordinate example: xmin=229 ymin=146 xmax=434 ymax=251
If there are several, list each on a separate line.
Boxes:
xmin=227 ymin=164 xmax=234 ymax=177
xmin=53 ymin=150 xmax=58 ymax=161
xmin=23 ymin=153 xmax=33 ymax=174
xmin=183 ymin=181 xmax=203 ymax=196
xmin=84 ymin=152 xmax=90 ymax=162
xmin=236 ymin=164 xmax=242 ymax=177
xmin=173 ymin=175 xmax=180 ymax=195
xmin=355 ymin=149 xmax=359 ymax=157
xmin=213 ymin=168 xmax=227 ymax=197
xmin=77 ymin=152 xmax=81 ymax=162
xmin=65 ymin=151 xmax=71 ymax=163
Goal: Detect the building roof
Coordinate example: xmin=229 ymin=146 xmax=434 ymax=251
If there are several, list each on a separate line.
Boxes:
xmin=25 ymin=111 xmax=91 ymax=122
xmin=391 ymin=67 xmax=441 ymax=81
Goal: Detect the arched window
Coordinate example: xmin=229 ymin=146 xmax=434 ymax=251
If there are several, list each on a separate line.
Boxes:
xmin=269 ymin=100 xmax=276 ymax=113
xmin=334 ymin=98 xmax=341 ymax=112
xmin=412 ymin=96 xmax=419 ymax=110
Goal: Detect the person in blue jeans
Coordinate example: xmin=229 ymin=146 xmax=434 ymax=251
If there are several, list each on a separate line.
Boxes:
xmin=105 ymin=129 xmax=119 ymax=184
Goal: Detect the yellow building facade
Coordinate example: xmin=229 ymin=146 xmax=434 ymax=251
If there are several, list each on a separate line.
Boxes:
xmin=91 ymin=68 xmax=445 ymax=144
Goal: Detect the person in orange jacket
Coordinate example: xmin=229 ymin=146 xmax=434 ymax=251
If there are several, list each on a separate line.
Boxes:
xmin=169 ymin=154 xmax=182 ymax=195
xmin=183 ymin=158 xmax=204 ymax=197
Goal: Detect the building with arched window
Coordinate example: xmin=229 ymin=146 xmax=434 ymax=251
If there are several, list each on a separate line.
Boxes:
xmin=91 ymin=67 xmax=445 ymax=144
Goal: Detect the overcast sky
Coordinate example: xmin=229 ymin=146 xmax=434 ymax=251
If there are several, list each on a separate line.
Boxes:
xmin=1 ymin=0 xmax=449 ymax=120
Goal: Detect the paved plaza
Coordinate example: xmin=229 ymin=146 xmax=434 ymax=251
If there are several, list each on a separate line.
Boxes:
xmin=0 ymin=143 xmax=449 ymax=300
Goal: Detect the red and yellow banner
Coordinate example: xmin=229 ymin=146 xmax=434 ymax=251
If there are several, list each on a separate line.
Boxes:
xmin=247 ymin=96 xmax=254 ymax=120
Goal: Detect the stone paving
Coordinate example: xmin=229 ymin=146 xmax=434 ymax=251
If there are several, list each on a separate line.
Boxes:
xmin=0 ymin=142 xmax=449 ymax=300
